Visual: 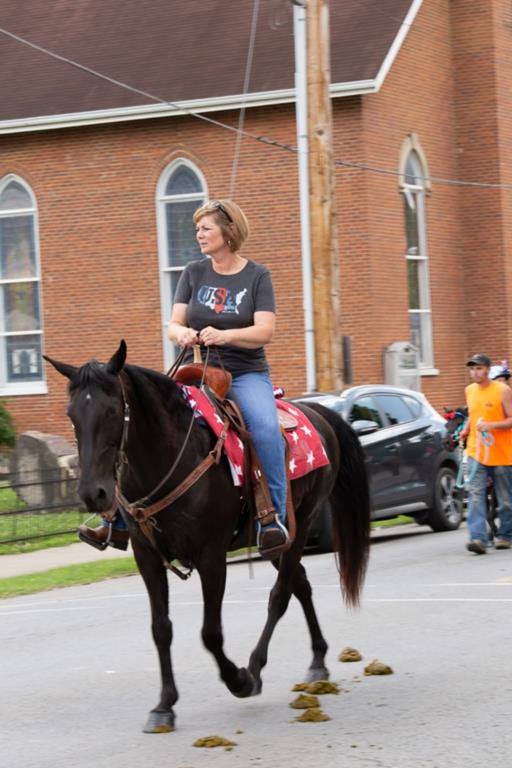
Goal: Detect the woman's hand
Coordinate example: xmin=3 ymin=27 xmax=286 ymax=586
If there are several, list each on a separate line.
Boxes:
xmin=199 ymin=326 xmax=229 ymax=346
xmin=176 ymin=326 xmax=199 ymax=347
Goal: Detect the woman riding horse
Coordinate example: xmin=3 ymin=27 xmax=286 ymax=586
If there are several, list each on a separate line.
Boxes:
xmin=79 ymin=199 xmax=289 ymax=558
xmin=45 ymin=340 xmax=370 ymax=732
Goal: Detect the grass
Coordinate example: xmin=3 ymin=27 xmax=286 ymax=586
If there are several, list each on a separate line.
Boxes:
xmin=372 ymin=515 xmax=414 ymax=529
xmin=0 ymin=516 xmax=417 ymax=600
xmin=0 ymin=480 xmax=90 ymax=554
xmin=0 ymin=556 xmax=138 ymax=599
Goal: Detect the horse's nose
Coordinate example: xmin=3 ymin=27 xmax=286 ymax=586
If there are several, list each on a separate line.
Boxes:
xmin=79 ymin=482 xmax=111 ymax=512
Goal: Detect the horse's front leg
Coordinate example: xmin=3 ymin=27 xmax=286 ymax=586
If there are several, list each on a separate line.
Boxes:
xmin=198 ymin=552 xmax=258 ymax=698
xmin=132 ymin=539 xmax=178 ymax=733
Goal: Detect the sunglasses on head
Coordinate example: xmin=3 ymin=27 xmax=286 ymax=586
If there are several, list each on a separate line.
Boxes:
xmin=211 ymin=201 xmax=233 ymax=223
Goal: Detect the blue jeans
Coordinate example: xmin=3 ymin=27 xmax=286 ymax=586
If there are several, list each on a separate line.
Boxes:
xmin=228 ymin=371 xmax=287 ymax=523
xmin=101 ymin=514 xmax=127 ymax=530
xmin=466 ymin=457 xmax=512 ymax=544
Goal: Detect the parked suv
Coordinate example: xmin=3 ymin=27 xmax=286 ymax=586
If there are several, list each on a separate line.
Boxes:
xmin=294 ymin=385 xmax=463 ymax=550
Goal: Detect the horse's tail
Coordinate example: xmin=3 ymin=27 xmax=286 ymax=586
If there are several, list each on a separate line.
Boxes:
xmin=307 ymin=403 xmax=371 ymax=607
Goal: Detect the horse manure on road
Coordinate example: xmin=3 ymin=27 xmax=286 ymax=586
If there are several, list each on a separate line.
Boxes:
xmin=364 ymin=659 xmax=394 ymax=676
xmin=294 ymin=707 xmax=331 ymax=723
xmin=292 ymin=680 xmax=340 ymax=695
xmin=289 ymin=693 xmax=320 ymax=709
xmin=305 ymin=680 xmax=340 ymax=695
xmin=193 ymin=735 xmax=238 ymax=749
xmin=338 ymin=646 xmax=362 ymax=662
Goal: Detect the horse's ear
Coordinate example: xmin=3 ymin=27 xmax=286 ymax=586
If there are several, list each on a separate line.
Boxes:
xmin=106 ymin=340 xmax=127 ymax=375
xmin=43 ymin=355 xmax=78 ymax=381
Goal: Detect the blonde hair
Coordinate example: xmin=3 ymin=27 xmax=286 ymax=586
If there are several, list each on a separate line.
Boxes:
xmin=193 ymin=199 xmax=249 ymax=252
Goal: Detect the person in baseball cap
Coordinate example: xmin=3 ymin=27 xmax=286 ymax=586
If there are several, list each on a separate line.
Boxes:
xmin=460 ymin=351 xmax=512 ymax=555
xmin=466 ymin=353 xmax=491 ymax=367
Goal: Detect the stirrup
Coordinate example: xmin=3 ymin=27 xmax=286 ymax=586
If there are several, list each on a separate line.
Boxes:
xmin=257 ymin=518 xmax=291 ymax=560
xmin=77 ymin=522 xmax=113 ymax=551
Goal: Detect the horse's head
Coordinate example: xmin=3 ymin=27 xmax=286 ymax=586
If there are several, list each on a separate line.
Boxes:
xmin=44 ymin=341 xmax=127 ymax=513
xmin=442 ymin=406 xmax=468 ymax=451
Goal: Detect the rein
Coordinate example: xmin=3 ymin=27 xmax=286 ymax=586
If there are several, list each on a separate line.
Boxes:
xmin=113 ymin=347 xmax=229 ymax=578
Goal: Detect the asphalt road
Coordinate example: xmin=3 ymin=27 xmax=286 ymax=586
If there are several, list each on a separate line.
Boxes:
xmin=2 ymin=524 xmax=512 ymax=768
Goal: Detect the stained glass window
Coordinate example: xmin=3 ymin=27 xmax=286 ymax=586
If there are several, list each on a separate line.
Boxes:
xmin=0 ymin=178 xmax=44 ymax=388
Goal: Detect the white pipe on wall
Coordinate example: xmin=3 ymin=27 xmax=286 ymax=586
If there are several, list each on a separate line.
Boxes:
xmin=293 ymin=2 xmax=316 ymax=393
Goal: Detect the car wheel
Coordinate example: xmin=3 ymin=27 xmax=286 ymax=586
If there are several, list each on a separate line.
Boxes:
xmin=316 ymin=501 xmax=334 ymax=552
xmin=427 ymin=466 xmax=463 ymax=531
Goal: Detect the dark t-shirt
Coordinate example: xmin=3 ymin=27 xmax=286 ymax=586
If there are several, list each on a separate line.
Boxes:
xmin=173 ymin=258 xmax=276 ymax=375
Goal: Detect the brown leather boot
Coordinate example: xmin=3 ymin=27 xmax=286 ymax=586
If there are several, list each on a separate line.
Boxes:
xmin=78 ymin=524 xmax=129 ymax=551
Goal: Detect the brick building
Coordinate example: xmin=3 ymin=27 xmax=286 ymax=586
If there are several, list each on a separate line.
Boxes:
xmin=0 ymin=0 xmax=510 ymax=438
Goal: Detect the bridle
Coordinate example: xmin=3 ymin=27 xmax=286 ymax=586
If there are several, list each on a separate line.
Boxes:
xmin=107 ymin=347 xmax=230 ymax=578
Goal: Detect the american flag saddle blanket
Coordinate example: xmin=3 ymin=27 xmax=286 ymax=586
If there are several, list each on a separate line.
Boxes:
xmin=178 ymin=384 xmax=330 ymax=486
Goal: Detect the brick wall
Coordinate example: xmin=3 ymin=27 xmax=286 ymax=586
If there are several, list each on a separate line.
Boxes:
xmin=358 ymin=0 xmax=467 ymax=410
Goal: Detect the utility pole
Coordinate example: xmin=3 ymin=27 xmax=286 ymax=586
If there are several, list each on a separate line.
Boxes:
xmin=306 ymin=0 xmax=342 ymax=391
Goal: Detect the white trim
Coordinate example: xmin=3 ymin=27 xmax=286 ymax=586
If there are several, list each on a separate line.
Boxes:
xmin=0 ymin=381 xmax=48 ymax=396
xmin=0 ymin=174 xmax=38 ymax=209
xmin=155 ymin=159 xmax=207 ymax=371
xmin=374 ymin=0 xmax=424 ymax=90
xmin=0 ymin=80 xmax=380 ymax=136
xmin=419 ymin=367 xmax=439 ymax=376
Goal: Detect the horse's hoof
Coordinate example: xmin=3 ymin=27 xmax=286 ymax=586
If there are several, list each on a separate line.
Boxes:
xmin=231 ymin=667 xmax=261 ymax=698
xmin=306 ymin=667 xmax=330 ymax=683
xmin=142 ymin=709 xmax=176 ymax=733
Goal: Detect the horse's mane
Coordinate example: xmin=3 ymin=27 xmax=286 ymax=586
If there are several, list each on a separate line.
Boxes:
xmin=69 ymin=360 xmax=110 ymax=393
xmin=124 ymin=364 xmax=195 ymax=433
xmin=70 ymin=359 xmax=192 ymax=431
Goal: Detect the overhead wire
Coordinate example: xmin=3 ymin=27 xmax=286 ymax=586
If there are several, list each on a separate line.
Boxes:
xmin=0 ymin=10 xmax=511 ymax=192
xmin=229 ymin=0 xmax=261 ymax=198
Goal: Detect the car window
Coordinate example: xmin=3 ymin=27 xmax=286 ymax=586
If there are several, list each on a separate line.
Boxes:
xmin=349 ymin=396 xmax=383 ymax=427
xmin=377 ymin=394 xmax=414 ymax=425
xmin=403 ymin=394 xmax=422 ymax=418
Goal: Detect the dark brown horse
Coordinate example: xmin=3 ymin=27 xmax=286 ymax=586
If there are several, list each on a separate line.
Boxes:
xmin=46 ymin=341 xmax=370 ymax=733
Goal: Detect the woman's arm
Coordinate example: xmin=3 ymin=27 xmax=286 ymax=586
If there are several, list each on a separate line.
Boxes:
xmin=168 ymin=303 xmax=199 ymax=347
xmin=199 ymin=311 xmax=275 ymax=349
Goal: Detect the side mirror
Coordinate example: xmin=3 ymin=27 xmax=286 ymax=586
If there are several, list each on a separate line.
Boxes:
xmin=352 ymin=419 xmax=380 ymax=436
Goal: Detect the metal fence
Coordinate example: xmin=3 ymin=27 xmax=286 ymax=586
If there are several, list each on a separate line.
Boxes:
xmin=0 ymin=468 xmax=86 ymax=545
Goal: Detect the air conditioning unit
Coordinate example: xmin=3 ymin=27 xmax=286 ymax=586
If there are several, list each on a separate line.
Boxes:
xmin=384 ymin=341 xmax=420 ymax=391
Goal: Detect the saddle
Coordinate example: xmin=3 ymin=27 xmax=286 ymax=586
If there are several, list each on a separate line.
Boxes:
xmin=174 ymin=346 xmax=298 ymax=434
xmin=175 ymin=345 xmax=232 ymax=399
xmin=173 ymin=348 xmax=296 ymax=535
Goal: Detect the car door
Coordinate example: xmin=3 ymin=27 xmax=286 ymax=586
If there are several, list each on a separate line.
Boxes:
xmin=346 ymin=395 xmax=402 ymax=513
xmin=375 ymin=393 xmax=433 ymax=503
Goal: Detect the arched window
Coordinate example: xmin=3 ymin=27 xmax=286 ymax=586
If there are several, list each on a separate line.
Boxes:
xmin=0 ymin=176 xmax=45 ymax=394
xmin=156 ymin=160 xmax=207 ymax=368
xmin=400 ymin=142 xmax=434 ymax=369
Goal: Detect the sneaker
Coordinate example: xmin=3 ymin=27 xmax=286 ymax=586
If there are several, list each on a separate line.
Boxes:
xmin=495 ymin=539 xmax=512 ymax=550
xmin=466 ymin=539 xmax=486 ymax=555
xmin=257 ymin=520 xmax=290 ymax=560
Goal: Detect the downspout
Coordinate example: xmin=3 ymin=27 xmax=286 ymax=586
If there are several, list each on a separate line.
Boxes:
xmin=293 ymin=2 xmax=316 ymax=392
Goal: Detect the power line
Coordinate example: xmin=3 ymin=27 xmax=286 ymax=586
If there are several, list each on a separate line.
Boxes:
xmin=0 ymin=21 xmax=511 ymax=191
xmin=229 ymin=0 xmax=261 ymax=198
xmin=334 ymin=158 xmax=512 ymax=190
